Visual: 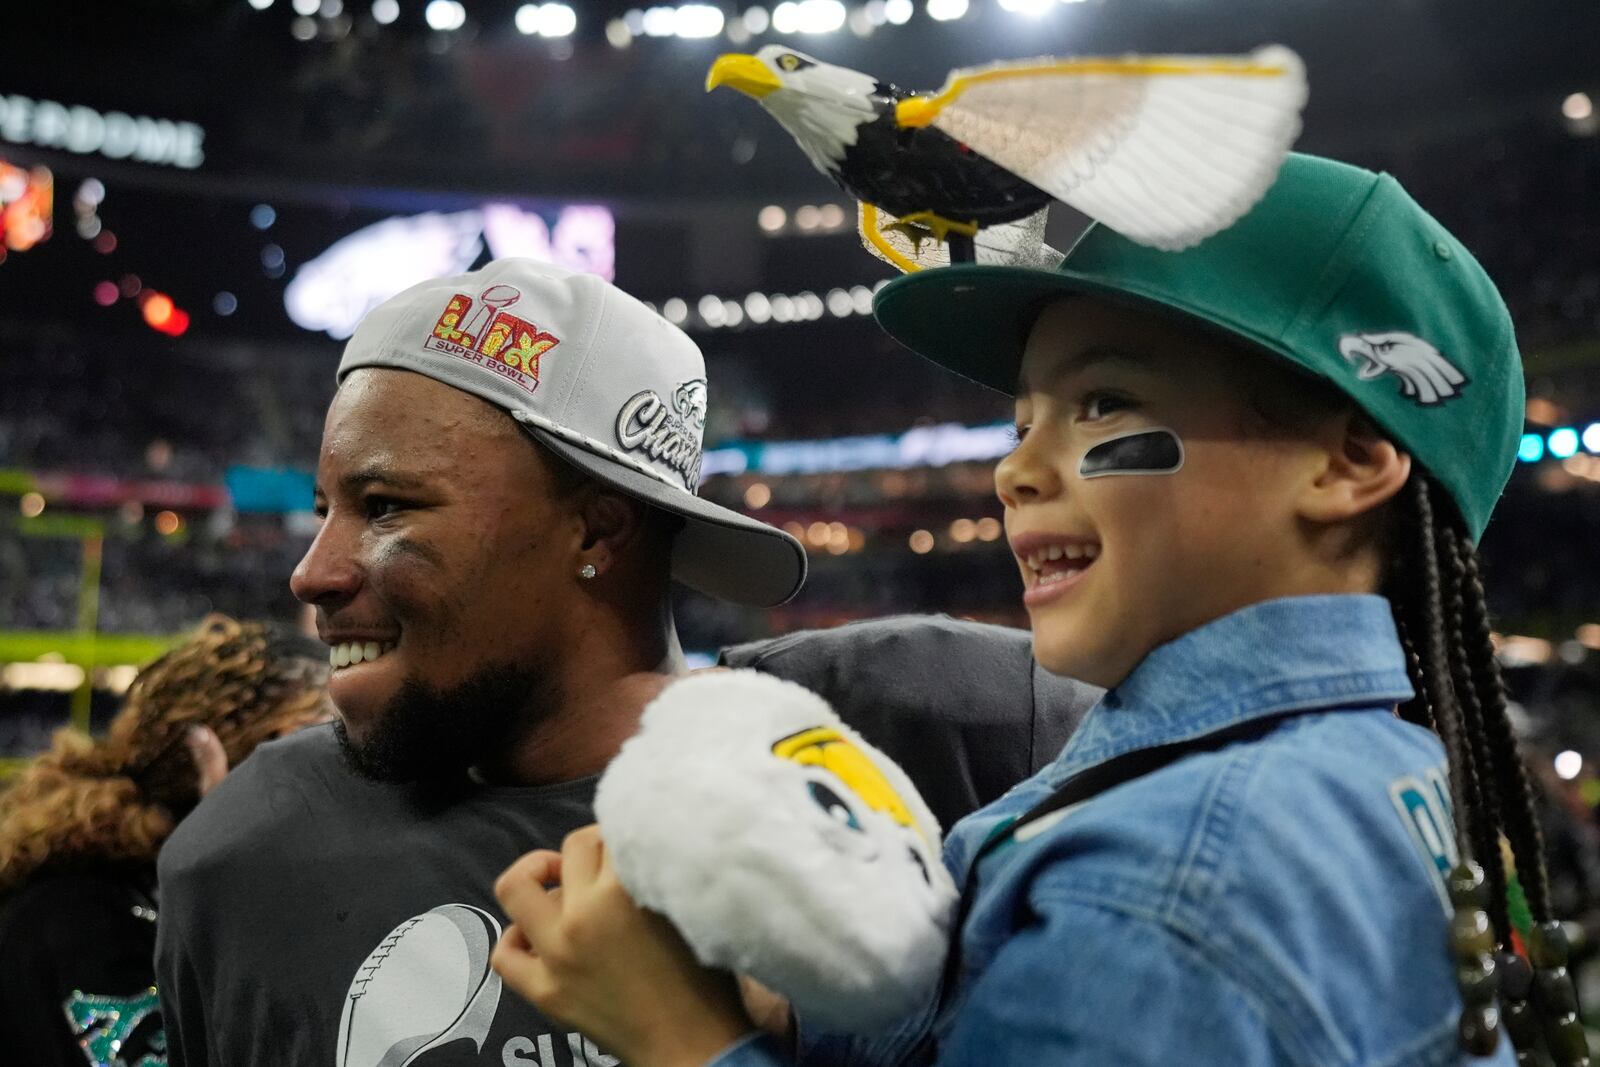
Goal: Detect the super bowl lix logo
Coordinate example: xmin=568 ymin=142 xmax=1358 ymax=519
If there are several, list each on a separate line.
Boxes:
xmin=425 ymin=284 xmax=560 ymax=395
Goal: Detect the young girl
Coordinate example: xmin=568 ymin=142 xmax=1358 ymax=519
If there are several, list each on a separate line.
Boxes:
xmin=489 ymin=153 xmax=1585 ymax=1066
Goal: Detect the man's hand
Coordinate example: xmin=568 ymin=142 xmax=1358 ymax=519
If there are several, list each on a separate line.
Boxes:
xmin=492 ymin=825 xmax=755 ymax=1067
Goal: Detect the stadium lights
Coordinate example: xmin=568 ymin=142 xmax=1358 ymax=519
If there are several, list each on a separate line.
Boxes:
xmin=1564 ymin=93 xmax=1594 ymax=122
xmin=425 ymin=0 xmax=465 ymax=30
xmin=249 ymin=0 xmax=275 ymax=9
xmin=611 ymin=0 xmax=938 ymax=43
xmin=372 ymin=0 xmax=400 ymax=23
xmin=998 ymin=0 xmax=1054 ymax=12
xmin=1549 ymin=427 xmax=1581 ymax=459
xmin=1515 ymin=424 xmax=1600 ymax=464
xmin=516 ymin=3 xmax=577 ymax=36
xmin=292 ymin=0 xmax=318 ymax=14
xmin=647 ymin=282 xmax=886 ymax=331
xmin=772 ymin=0 xmax=847 ymax=34
xmin=1556 ymin=750 xmax=1583 ymax=781
xmin=673 ymin=3 xmax=725 ymax=36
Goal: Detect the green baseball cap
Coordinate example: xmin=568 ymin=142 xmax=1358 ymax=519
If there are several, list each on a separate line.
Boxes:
xmin=873 ymin=153 xmax=1523 ymax=540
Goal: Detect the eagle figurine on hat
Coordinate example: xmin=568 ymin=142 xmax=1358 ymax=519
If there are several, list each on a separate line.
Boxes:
xmin=707 ymin=45 xmax=1307 ymax=272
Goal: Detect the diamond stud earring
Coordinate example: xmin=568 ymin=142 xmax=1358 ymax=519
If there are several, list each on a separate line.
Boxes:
xmin=580 ymin=564 xmax=598 ymax=580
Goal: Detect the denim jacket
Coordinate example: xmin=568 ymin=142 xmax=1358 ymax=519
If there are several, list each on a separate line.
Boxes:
xmin=714 ymin=595 xmax=1512 ymax=1067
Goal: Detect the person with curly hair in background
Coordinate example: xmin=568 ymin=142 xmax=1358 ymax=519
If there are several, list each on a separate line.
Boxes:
xmin=0 ymin=615 xmax=331 ymax=1067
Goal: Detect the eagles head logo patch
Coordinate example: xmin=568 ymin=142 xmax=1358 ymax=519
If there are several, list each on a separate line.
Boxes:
xmin=673 ymin=378 xmax=709 ymax=431
xmin=1338 ymin=331 xmax=1468 ymax=407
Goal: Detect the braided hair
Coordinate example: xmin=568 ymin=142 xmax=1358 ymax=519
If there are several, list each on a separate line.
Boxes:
xmin=1387 ymin=476 xmax=1586 ymax=1064
xmin=0 ymin=615 xmax=331 ymax=893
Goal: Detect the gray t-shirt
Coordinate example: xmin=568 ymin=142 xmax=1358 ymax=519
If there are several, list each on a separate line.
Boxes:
xmin=155 ymin=615 xmax=1100 ymax=1067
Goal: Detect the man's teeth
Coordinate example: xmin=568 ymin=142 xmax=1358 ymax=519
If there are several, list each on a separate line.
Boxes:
xmin=329 ymin=641 xmax=396 ymax=669
xmin=1023 ymin=543 xmax=1101 ymax=572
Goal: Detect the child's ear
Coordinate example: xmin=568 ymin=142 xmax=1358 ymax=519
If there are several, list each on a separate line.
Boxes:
xmin=1296 ymin=411 xmax=1412 ymax=526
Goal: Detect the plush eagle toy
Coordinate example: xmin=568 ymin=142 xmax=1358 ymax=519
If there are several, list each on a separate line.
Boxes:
xmin=596 ymin=671 xmax=957 ymax=1033
xmin=707 ymin=45 xmax=1307 ymax=271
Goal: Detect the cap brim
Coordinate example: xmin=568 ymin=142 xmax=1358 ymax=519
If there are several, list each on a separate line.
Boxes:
xmin=520 ymin=425 xmax=808 ymax=608
xmin=873 ymin=262 xmax=1172 ymax=397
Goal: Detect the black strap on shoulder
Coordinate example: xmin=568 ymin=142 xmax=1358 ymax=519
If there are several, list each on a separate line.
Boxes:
xmin=935 ymin=707 xmax=1320 ymax=1007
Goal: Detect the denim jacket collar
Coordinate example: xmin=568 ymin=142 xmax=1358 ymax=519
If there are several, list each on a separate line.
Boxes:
xmin=1046 ymin=594 xmax=1416 ymax=786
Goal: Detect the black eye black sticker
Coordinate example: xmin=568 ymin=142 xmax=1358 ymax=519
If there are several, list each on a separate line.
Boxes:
xmin=1078 ymin=428 xmax=1185 ymax=479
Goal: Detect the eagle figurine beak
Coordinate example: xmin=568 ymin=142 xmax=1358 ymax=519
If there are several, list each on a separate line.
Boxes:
xmin=706 ymin=53 xmax=783 ymax=98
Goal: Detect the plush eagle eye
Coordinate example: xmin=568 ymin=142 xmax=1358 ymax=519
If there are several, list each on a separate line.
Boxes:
xmin=808 ymin=780 xmax=863 ymax=832
xmin=778 ymin=53 xmax=808 ymax=72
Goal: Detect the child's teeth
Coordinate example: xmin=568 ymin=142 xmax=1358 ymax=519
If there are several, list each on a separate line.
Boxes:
xmin=364 ymin=641 xmax=381 ymax=662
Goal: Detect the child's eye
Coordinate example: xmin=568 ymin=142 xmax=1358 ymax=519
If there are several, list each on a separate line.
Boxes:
xmin=1006 ymin=424 xmax=1030 ymax=450
xmin=1081 ymin=392 xmax=1133 ymax=421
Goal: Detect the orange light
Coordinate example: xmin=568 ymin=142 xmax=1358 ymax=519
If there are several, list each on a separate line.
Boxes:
xmin=909 ymin=529 xmax=935 ymax=554
xmin=142 ymin=292 xmax=174 ymax=328
xmin=154 ymin=510 xmax=182 ymax=536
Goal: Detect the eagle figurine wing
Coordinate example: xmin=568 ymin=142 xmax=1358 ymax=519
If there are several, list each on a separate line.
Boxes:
xmin=892 ymin=46 xmax=1307 ymax=253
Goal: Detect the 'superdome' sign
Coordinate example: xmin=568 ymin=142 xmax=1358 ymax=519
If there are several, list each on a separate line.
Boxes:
xmin=0 ymin=94 xmax=205 ymax=170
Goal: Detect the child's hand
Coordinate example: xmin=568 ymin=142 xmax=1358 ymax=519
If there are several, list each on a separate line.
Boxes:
xmin=491 ymin=825 xmax=756 ymax=1067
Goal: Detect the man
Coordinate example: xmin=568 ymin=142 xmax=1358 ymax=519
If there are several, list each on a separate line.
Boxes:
xmin=156 ymin=258 xmax=1099 ymax=1067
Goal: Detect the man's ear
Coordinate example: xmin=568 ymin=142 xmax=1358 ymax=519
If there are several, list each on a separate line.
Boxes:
xmin=575 ymin=486 xmax=648 ymax=578
xmin=1296 ymin=411 xmax=1412 ymax=526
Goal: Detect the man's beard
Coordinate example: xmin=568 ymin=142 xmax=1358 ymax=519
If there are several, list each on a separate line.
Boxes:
xmin=333 ymin=660 xmax=549 ymax=783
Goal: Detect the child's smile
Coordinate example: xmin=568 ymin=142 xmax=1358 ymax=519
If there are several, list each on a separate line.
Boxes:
xmin=1010 ymin=532 xmax=1101 ymax=607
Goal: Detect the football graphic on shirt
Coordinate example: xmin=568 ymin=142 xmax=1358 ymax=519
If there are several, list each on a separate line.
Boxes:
xmin=336 ymin=903 xmax=503 ymax=1067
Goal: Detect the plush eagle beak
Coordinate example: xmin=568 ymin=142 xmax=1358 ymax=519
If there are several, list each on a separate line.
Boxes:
xmin=706 ymin=53 xmax=783 ymax=98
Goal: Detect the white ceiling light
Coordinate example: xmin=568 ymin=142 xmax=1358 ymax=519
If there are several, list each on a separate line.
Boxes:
xmin=248 ymin=0 xmax=275 ymax=9
xmin=883 ymin=0 xmax=912 ymax=21
xmin=743 ymin=5 xmax=771 ymax=31
xmin=425 ymin=0 xmax=465 ymax=29
xmin=926 ymin=0 xmax=966 ymax=21
xmin=643 ymin=5 xmax=677 ymax=34
xmin=795 ymin=0 xmax=846 ymax=32
xmin=539 ymin=2 xmax=577 ymax=35
xmin=606 ymin=17 xmax=633 ymax=44
xmin=999 ymin=0 xmax=1053 ymax=14
xmin=1563 ymin=92 xmax=1594 ymax=122
xmin=371 ymin=0 xmax=400 ymax=22
xmin=674 ymin=3 xmax=725 ymax=37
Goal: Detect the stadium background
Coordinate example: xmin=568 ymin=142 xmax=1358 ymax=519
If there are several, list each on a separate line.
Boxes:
xmin=3 ymin=0 xmax=1600 ymax=930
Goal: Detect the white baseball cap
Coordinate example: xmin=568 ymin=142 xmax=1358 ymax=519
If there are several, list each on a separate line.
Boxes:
xmin=336 ymin=257 xmax=807 ymax=607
